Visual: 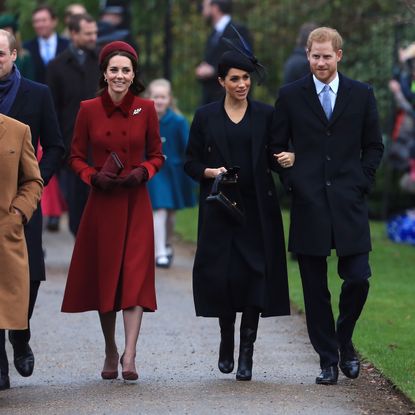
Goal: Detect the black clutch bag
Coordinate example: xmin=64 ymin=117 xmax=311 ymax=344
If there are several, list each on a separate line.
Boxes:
xmin=206 ymin=167 xmax=244 ymax=225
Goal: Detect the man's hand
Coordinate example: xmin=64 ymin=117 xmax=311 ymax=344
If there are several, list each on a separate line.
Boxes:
xmin=195 ymin=62 xmax=215 ymax=80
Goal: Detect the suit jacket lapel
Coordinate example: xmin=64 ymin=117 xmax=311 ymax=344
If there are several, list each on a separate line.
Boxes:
xmin=301 ymin=74 xmax=328 ymax=125
xmin=329 ymin=73 xmax=352 ymax=125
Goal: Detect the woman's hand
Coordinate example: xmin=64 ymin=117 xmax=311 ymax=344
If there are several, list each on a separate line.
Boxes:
xmin=203 ymin=167 xmax=227 ymax=179
xmin=274 ymin=152 xmax=295 ymax=168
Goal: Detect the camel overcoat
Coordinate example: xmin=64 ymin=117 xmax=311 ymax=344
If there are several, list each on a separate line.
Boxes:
xmin=0 ymin=114 xmax=43 ymax=329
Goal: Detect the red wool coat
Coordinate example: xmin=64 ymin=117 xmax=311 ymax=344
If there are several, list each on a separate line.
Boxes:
xmin=61 ymin=90 xmax=164 ymax=313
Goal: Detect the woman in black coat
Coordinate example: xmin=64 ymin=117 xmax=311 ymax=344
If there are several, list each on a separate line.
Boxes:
xmin=184 ymin=49 xmax=292 ymax=381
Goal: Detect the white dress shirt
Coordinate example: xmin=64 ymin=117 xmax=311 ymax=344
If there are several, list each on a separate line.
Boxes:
xmin=38 ymin=33 xmax=58 ymax=64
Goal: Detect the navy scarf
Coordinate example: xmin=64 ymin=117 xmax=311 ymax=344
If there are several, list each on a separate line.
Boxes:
xmin=0 ymin=65 xmax=21 ymax=115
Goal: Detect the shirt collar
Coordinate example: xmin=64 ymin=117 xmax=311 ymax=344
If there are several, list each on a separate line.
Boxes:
xmin=215 ymin=15 xmax=231 ymax=33
xmin=313 ymin=73 xmax=339 ymax=95
xmin=39 ymin=32 xmax=57 ymax=46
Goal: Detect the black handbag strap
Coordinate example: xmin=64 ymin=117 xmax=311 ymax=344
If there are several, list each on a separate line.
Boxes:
xmin=210 ymin=172 xmax=224 ymax=195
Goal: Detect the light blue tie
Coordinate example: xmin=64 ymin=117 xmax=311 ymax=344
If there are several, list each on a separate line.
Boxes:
xmin=321 ymin=84 xmax=332 ymax=120
xmin=43 ymin=41 xmax=51 ymax=64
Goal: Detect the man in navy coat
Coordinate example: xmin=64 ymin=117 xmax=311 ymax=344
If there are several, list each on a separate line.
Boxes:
xmin=0 ymin=29 xmax=64 ymax=390
xmin=23 ymin=5 xmax=69 ymax=84
xmin=272 ymin=27 xmax=384 ymax=385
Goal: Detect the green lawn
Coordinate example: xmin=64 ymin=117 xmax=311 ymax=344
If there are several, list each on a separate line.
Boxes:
xmin=176 ymin=207 xmax=415 ymax=402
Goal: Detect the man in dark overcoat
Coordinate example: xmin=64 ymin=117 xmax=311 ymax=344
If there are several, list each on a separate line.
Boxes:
xmin=0 ymin=29 xmax=64 ymax=389
xmin=272 ymin=27 xmax=384 ymax=385
xmin=47 ymin=13 xmax=100 ymax=235
xmin=195 ymin=0 xmax=252 ymax=105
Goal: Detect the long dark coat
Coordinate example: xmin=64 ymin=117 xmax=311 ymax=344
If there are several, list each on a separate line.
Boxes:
xmin=61 ymin=91 xmax=164 ymax=313
xmin=272 ymin=73 xmax=384 ymax=257
xmin=184 ymin=100 xmax=290 ymax=318
xmin=9 ymin=78 xmax=65 ymax=281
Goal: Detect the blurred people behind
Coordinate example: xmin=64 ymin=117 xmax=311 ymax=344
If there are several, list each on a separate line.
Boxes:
xmin=61 ymin=3 xmax=87 ymax=39
xmin=195 ymin=0 xmax=252 ymax=105
xmin=0 ymin=14 xmax=35 ymax=80
xmin=0 ymin=113 xmax=43 ymax=391
xmin=146 ymin=79 xmax=196 ymax=268
xmin=47 ymin=13 xmax=100 ymax=236
xmin=97 ymin=5 xmax=138 ymax=51
xmin=0 ymin=29 xmax=64 ymax=389
xmin=282 ymin=22 xmax=317 ymax=85
xmin=23 ymin=5 xmax=69 ymax=84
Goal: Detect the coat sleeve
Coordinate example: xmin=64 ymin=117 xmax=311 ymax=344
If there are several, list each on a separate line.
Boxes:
xmin=270 ymin=91 xmax=293 ymax=192
xmin=184 ymin=109 xmax=208 ymax=182
xmin=12 ymin=125 xmax=43 ymax=222
xmin=37 ymin=85 xmax=65 ymax=185
xmin=140 ymin=102 xmax=164 ymax=179
xmin=361 ymin=87 xmax=384 ymax=186
xmin=68 ymin=103 xmax=97 ymax=185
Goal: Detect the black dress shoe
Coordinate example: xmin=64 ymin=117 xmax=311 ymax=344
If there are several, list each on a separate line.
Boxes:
xmin=315 ymin=365 xmax=339 ymax=385
xmin=339 ymin=343 xmax=360 ymax=379
xmin=0 ymin=371 xmax=10 ymax=391
xmin=14 ymin=344 xmax=34 ymax=377
xmin=46 ymin=216 xmax=60 ymax=232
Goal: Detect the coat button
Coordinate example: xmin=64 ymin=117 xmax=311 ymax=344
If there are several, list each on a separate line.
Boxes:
xmin=326 ymin=130 xmax=331 ymax=136
xmin=266 ymin=168 xmax=271 ymax=174
xmin=106 ymin=131 xmax=111 ymax=136
xmin=105 ymin=149 xmax=110 ymax=153
xmin=326 ymin=180 xmax=331 ymax=186
xmin=326 ymin=155 xmax=331 ymax=161
xmin=267 ymin=190 xmax=273 ymax=196
xmin=207 ymin=146 xmax=211 ymax=153
xmin=122 ymin=131 xmax=127 ymax=136
xmin=122 ymin=148 xmax=127 ymax=153
xmin=265 ymin=144 xmax=268 ymax=150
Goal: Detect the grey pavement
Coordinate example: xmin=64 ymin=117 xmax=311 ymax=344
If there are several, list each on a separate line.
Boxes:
xmin=0 ymin=218 xmax=412 ymax=415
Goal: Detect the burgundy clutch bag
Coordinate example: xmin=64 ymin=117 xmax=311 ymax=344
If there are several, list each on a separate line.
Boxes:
xmin=101 ymin=152 xmax=124 ymax=175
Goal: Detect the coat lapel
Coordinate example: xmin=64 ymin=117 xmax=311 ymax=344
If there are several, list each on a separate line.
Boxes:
xmin=329 ymin=73 xmax=352 ymax=125
xmin=250 ymin=101 xmax=264 ymax=168
xmin=0 ymin=116 xmax=6 ymax=142
xmin=301 ymin=74 xmax=328 ymax=125
xmin=208 ymin=101 xmax=232 ymax=165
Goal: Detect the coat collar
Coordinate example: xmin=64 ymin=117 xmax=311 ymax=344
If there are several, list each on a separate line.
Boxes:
xmin=301 ymin=72 xmax=352 ymax=126
xmin=0 ymin=115 xmax=7 ymax=142
xmin=101 ymin=89 xmax=135 ymax=117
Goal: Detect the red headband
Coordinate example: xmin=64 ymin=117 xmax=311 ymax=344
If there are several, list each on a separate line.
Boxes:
xmin=99 ymin=41 xmax=138 ymax=65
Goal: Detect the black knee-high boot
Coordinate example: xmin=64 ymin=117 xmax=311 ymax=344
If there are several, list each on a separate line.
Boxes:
xmin=218 ymin=314 xmax=236 ymax=373
xmin=236 ymin=307 xmax=259 ymax=381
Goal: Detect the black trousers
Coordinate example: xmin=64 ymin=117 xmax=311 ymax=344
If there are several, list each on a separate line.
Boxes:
xmin=0 ymin=281 xmax=41 ymax=375
xmin=297 ymin=253 xmax=371 ymax=368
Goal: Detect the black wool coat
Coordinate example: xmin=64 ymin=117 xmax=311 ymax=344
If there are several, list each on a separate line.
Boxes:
xmin=272 ymin=73 xmax=384 ymax=257
xmin=9 ymin=78 xmax=65 ymax=281
xmin=184 ymin=100 xmax=290 ymax=318
xmin=46 ymin=48 xmax=100 ymax=153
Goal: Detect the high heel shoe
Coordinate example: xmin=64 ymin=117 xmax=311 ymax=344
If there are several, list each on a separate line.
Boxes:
xmin=120 ymin=354 xmax=138 ymax=381
xmin=101 ymin=354 xmax=119 ymax=379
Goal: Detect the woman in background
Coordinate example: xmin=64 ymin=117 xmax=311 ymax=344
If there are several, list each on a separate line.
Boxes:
xmin=146 ymin=78 xmax=196 ymax=268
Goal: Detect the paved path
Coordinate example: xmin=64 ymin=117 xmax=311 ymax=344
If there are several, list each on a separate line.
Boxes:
xmin=0 ymin=222 xmax=413 ymax=414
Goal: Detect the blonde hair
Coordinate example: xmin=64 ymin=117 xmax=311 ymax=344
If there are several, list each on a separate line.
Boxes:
xmin=307 ymin=27 xmax=343 ymax=52
xmin=146 ymin=78 xmax=181 ymax=114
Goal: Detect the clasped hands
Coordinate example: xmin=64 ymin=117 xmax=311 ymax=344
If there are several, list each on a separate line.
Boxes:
xmin=91 ymin=167 xmax=148 ymax=191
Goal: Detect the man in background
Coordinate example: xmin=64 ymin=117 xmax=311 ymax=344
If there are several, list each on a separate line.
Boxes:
xmin=47 ymin=13 xmax=100 ymax=236
xmin=23 ymin=5 xmax=69 ymax=84
xmin=195 ymin=0 xmax=252 ymax=104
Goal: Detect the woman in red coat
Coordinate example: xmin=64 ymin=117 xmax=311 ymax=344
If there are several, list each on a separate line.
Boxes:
xmin=61 ymin=41 xmax=164 ymax=381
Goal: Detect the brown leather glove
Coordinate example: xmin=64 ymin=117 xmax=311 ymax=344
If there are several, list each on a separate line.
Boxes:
xmin=90 ymin=172 xmax=120 ymax=191
xmin=119 ymin=166 xmax=149 ymax=188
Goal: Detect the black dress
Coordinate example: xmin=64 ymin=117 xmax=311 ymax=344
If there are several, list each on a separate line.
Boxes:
xmin=224 ymin=108 xmax=266 ymax=312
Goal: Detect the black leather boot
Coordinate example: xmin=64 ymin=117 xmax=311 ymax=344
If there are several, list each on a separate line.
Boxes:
xmin=218 ymin=314 xmax=236 ymax=373
xmin=236 ymin=308 xmax=259 ymax=381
